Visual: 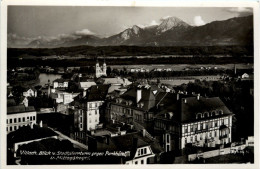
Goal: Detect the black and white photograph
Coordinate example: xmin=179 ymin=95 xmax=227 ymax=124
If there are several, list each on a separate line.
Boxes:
xmin=1 ymin=0 xmax=259 ymax=168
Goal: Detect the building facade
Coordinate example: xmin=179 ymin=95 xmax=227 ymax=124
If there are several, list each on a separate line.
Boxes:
xmin=72 ymin=85 xmax=110 ymax=132
xmin=7 ymin=105 xmax=37 ymax=134
xmin=154 ymin=95 xmax=233 ymax=152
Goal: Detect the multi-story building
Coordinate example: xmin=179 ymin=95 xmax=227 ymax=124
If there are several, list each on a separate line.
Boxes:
xmin=7 ymin=102 xmax=37 ymax=134
xmin=72 ymin=85 xmax=110 ymax=132
xmin=106 ymin=85 xmax=166 ymax=132
xmin=95 ymin=60 xmax=107 ymax=78
xmin=53 ymin=78 xmax=69 ymax=89
xmin=154 ymin=94 xmax=233 ymax=152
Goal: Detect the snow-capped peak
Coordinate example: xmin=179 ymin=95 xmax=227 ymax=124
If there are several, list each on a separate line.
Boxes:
xmin=157 ymin=16 xmax=190 ymax=33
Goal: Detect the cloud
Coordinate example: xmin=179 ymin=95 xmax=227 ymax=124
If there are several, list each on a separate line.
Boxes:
xmin=150 ymin=20 xmax=159 ymax=26
xmin=225 ymin=7 xmax=253 ymax=17
xmin=193 ymin=16 xmax=205 ymax=26
xmin=74 ymin=29 xmax=95 ymax=36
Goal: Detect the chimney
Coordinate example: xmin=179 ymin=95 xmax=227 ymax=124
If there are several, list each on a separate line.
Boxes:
xmin=136 ymin=89 xmax=142 ymax=103
xmin=197 ymin=93 xmax=200 ymax=100
xmin=177 ymin=93 xmax=179 ymax=100
xmin=142 ymin=129 xmax=146 ymax=137
xmin=39 ymin=120 xmax=43 ymax=128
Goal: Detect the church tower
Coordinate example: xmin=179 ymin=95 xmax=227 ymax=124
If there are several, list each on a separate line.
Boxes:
xmin=95 ymin=59 xmax=107 ymax=78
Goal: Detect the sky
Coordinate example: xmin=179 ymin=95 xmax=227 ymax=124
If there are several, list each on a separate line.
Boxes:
xmin=7 ymin=6 xmax=253 ymax=46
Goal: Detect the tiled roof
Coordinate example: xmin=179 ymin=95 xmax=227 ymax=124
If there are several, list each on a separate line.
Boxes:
xmin=155 ymin=95 xmax=233 ymax=123
xmin=7 ymin=105 xmax=35 ymax=114
xmin=180 ymin=96 xmax=232 ymax=123
xmin=96 ymin=131 xmax=164 ymax=159
xmin=85 ymin=85 xmax=110 ymax=101
xmin=7 ymin=125 xmax=58 ymax=145
xmin=118 ymin=85 xmax=164 ymax=111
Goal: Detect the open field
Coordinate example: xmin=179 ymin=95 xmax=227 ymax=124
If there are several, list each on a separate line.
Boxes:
xmin=111 ymin=63 xmax=253 ymax=71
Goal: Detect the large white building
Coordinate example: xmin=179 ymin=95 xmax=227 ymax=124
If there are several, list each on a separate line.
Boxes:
xmin=72 ymin=85 xmax=110 ymax=131
xmin=7 ymin=104 xmax=37 ymax=134
xmin=154 ymin=94 xmax=233 ymax=152
xmin=95 ymin=60 xmax=107 ymax=78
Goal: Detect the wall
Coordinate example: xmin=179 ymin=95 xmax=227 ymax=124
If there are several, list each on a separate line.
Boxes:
xmin=188 ymin=144 xmax=247 ymax=161
xmin=7 ymin=111 xmax=37 ymax=133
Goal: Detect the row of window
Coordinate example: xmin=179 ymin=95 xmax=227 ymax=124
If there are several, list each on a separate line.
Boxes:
xmin=7 ymin=116 xmax=36 ymax=124
xmin=137 ymin=148 xmax=147 ymax=156
xmin=196 ymin=109 xmax=224 ymax=119
xmin=184 ymin=119 xmax=227 ymax=133
xmin=184 ymin=130 xmax=220 ymax=144
xmin=7 ymin=124 xmax=28 ymax=132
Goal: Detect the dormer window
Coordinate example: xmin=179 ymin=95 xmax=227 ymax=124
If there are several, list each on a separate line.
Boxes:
xmin=204 ymin=112 xmax=209 ymax=118
xmin=196 ymin=113 xmax=202 ymax=119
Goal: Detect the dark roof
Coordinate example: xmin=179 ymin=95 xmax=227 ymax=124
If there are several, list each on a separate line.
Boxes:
xmin=7 ymin=125 xmax=58 ymax=145
xmin=85 ymin=85 xmax=110 ymax=101
xmin=7 ymin=98 xmax=16 ymax=107
xmin=118 ymin=85 xmax=165 ymax=111
xmin=73 ymin=85 xmax=110 ymax=104
xmin=180 ymin=96 xmax=232 ymax=123
xmin=96 ymin=131 xmax=164 ymax=159
xmin=155 ymin=95 xmax=233 ymax=124
xmin=7 ymin=105 xmax=35 ymax=114
xmin=53 ymin=78 xmax=68 ymax=83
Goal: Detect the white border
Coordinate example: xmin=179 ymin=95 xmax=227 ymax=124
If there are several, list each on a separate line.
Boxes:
xmin=1 ymin=0 xmax=259 ymax=169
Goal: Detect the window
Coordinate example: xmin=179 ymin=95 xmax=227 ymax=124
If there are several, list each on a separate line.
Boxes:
xmin=138 ymin=149 xmax=141 ymax=156
xmin=215 ymin=121 xmax=218 ymax=127
xmin=23 ymin=117 xmax=25 ymax=122
xmin=191 ymin=126 xmax=193 ymax=132
xmin=10 ymin=126 xmax=12 ymax=131
xmin=30 ymin=116 xmax=32 ymax=121
xmin=144 ymin=148 xmax=147 ymax=154
xmin=200 ymin=123 xmax=203 ymax=130
xmin=95 ymin=110 xmax=97 ymax=115
xmin=185 ymin=138 xmax=187 ymax=144
xmin=215 ymin=131 xmax=217 ymax=136
xmin=14 ymin=126 xmax=17 ymax=130
xmin=185 ymin=127 xmax=188 ymax=133
xmin=166 ymin=134 xmax=170 ymax=143
xmin=6 ymin=119 xmax=8 ymax=124
xmin=141 ymin=160 xmax=144 ymax=164
xmin=135 ymin=161 xmax=138 ymax=164
xmin=141 ymin=149 xmax=144 ymax=155
xmin=221 ymin=119 xmax=224 ymax=125
xmin=33 ymin=116 xmax=35 ymax=120
xmin=10 ymin=119 xmax=12 ymax=123
xmin=195 ymin=135 xmax=197 ymax=141
xmin=18 ymin=118 xmax=21 ymax=122
xmin=191 ymin=137 xmax=193 ymax=142
xmin=14 ymin=118 xmax=17 ymax=123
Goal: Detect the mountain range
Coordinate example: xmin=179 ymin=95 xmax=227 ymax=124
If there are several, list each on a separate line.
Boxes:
xmin=23 ymin=15 xmax=253 ymax=48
